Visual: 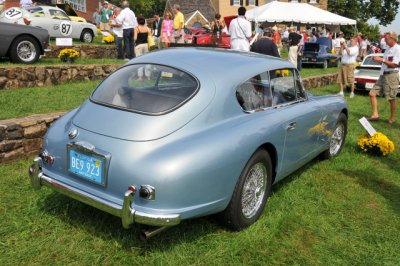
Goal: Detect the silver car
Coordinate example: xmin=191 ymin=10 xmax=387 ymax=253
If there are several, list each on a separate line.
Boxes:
xmin=0 ymin=6 xmax=97 ymax=43
xmin=354 ymin=53 xmax=400 ymax=93
xmin=29 ymin=48 xmax=348 ymax=239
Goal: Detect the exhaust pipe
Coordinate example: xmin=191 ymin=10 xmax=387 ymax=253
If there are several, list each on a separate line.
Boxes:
xmin=140 ymin=226 xmax=171 ymax=240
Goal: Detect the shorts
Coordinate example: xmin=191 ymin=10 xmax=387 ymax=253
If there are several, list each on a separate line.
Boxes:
xmin=370 ymin=72 xmax=399 ymax=100
xmin=100 ymin=22 xmax=110 ymax=31
xmin=337 ymin=64 xmax=355 ymax=86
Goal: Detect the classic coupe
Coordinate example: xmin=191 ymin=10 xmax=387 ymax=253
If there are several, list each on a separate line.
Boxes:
xmin=354 ymin=53 xmax=400 ymax=93
xmin=29 ymin=48 xmax=348 ymax=238
xmin=0 ymin=6 xmax=97 ymax=43
xmin=0 ymin=22 xmax=49 ymax=63
xmin=302 ymin=37 xmax=339 ymax=69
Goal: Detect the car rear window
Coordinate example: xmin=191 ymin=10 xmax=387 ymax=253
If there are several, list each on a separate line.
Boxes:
xmin=91 ymin=64 xmax=199 ymax=115
xmin=363 ymin=57 xmax=382 ymax=66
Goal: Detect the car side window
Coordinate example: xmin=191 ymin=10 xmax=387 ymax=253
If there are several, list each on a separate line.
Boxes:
xmin=49 ymin=9 xmax=70 ymax=20
xmin=269 ymin=68 xmax=297 ymax=106
xmin=236 ymin=72 xmax=272 ymax=112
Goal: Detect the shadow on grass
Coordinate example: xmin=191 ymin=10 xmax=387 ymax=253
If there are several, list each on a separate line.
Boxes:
xmin=36 ymin=155 xmax=327 ymax=250
xmin=38 ymin=192 xmax=221 ymax=251
xmin=341 ymin=168 xmax=400 ymax=214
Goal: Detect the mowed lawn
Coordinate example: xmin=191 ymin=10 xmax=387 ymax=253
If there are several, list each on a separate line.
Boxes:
xmin=1 ymin=78 xmax=399 ymax=264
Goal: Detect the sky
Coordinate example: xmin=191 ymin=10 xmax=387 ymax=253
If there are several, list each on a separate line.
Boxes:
xmin=368 ymin=11 xmax=400 ymax=34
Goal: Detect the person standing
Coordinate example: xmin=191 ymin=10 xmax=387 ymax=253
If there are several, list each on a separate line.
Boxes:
xmin=250 ymin=28 xmax=280 ymax=58
xmin=337 ymin=37 xmax=359 ymax=97
xmin=152 ymin=13 xmax=163 ymax=49
xmin=210 ymin=13 xmax=225 ymax=46
xmin=229 ymin=7 xmax=251 ymax=52
xmin=360 ymin=36 xmax=369 ymax=59
xmin=100 ymin=1 xmax=113 ymax=32
xmin=161 ymin=11 xmax=174 ymax=48
xmin=93 ymin=8 xmax=101 ymax=28
xmin=134 ymin=16 xmax=150 ymax=57
xmin=110 ymin=8 xmax=123 ymax=59
xmin=117 ymin=1 xmax=137 ymax=59
xmin=288 ymin=27 xmax=302 ymax=68
xmin=368 ymin=31 xmax=400 ymax=124
xmin=20 ymin=0 xmax=33 ymax=8
xmin=172 ymin=4 xmax=185 ymax=44
xmin=297 ymin=30 xmax=304 ymax=71
xmin=380 ymin=35 xmax=388 ymax=53
xmin=0 ymin=0 xmax=4 ymax=13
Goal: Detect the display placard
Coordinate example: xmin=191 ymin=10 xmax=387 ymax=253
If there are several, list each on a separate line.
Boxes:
xmin=56 ymin=38 xmax=73 ymax=46
xmin=359 ymin=117 xmax=377 ymax=136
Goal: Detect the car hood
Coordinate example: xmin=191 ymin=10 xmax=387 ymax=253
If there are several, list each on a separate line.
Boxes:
xmin=72 ymin=80 xmax=216 ymax=142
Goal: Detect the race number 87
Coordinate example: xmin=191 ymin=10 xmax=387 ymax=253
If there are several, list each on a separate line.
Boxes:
xmin=5 ymin=8 xmax=22 ymax=20
xmin=60 ymin=21 xmax=72 ymax=36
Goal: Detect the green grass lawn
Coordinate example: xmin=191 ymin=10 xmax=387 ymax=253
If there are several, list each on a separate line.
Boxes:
xmin=0 ymin=83 xmax=399 ymax=264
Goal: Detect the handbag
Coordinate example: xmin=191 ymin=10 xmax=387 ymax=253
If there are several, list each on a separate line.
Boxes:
xmin=147 ymin=28 xmax=155 ymax=49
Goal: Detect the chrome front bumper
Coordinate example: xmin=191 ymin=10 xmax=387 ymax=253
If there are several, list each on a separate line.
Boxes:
xmin=29 ymin=157 xmax=181 ymax=228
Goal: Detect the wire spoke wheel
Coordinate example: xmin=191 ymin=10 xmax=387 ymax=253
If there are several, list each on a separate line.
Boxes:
xmin=17 ymin=40 xmax=36 ymax=62
xmin=329 ymin=122 xmax=344 ymax=156
xmin=241 ymin=163 xmax=267 ymax=219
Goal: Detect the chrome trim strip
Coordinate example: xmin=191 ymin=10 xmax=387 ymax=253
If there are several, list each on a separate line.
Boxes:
xmin=29 ymin=157 xmax=181 ymax=228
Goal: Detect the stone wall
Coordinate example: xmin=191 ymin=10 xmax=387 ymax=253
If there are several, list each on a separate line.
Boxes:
xmin=302 ymin=73 xmax=338 ymax=90
xmin=0 ymin=112 xmax=64 ymax=163
xmin=0 ymin=64 xmax=120 ymax=90
xmin=45 ymin=45 xmax=117 ymax=59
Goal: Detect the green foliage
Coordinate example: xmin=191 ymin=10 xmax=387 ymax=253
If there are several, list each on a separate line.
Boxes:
xmin=357 ymin=22 xmax=381 ymax=42
xmin=328 ymin=0 xmax=399 ymax=26
xmin=109 ymin=0 xmax=166 ymax=17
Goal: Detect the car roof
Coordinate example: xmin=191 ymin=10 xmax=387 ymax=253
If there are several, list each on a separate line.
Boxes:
xmin=130 ymin=48 xmax=294 ymax=86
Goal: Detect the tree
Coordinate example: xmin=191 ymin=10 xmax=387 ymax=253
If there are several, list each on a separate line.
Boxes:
xmin=108 ymin=0 xmax=166 ymax=17
xmin=328 ymin=0 xmax=399 ymax=26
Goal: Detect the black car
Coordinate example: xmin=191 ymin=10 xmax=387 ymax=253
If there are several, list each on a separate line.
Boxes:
xmin=302 ymin=37 xmax=339 ymax=69
xmin=0 ymin=22 xmax=49 ymax=64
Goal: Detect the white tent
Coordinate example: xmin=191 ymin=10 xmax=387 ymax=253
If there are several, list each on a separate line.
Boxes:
xmin=246 ymin=1 xmax=356 ymax=26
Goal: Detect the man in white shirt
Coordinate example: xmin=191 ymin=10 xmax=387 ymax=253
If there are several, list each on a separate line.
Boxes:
xmin=20 ymin=0 xmax=32 ymax=8
xmin=117 ymin=1 xmax=137 ymax=59
xmin=380 ymin=36 xmax=388 ymax=52
xmin=337 ymin=37 xmax=359 ymax=97
xmin=110 ymin=8 xmax=123 ymax=59
xmin=369 ymin=31 xmax=400 ymax=124
xmin=229 ymin=7 xmax=251 ymax=51
xmin=0 ymin=0 xmax=4 ymax=13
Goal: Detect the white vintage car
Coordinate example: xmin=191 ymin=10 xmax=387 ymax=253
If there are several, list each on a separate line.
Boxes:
xmin=0 ymin=6 xmax=97 ymax=43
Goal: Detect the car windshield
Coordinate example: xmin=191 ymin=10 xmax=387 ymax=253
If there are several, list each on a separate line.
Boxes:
xmin=319 ymin=45 xmax=329 ymax=53
xmin=362 ymin=56 xmax=382 ymax=66
xmin=91 ymin=64 xmax=199 ymax=115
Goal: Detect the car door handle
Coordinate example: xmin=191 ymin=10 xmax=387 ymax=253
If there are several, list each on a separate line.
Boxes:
xmin=286 ymin=122 xmax=296 ymax=131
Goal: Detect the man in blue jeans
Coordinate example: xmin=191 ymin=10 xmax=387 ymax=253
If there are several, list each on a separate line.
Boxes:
xmin=116 ymin=1 xmax=137 ymax=59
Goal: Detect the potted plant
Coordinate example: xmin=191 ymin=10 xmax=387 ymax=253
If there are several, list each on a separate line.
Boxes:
xmin=58 ymin=48 xmax=80 ymax=64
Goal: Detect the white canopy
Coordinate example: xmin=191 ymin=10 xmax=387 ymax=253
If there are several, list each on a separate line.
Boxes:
xmin=246 ymin=1 xmax=356 ymax=26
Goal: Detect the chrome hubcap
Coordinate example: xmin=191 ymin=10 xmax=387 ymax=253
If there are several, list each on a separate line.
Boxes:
xmin=83 ymin=32 xmax=92 ymax=43
xmin=330 ymin=123 xmax=344 ymax=156
xmin=17 ymin=41 xmax=36 ymax=62
xmin=241 ymin=162 xmax=267 ymax=219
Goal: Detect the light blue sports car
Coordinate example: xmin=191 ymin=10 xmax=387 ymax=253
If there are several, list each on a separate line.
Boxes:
xmin=29 ymin=48 xmax=348 ymax=239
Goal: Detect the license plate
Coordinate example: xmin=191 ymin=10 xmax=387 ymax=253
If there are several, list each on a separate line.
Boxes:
xmin=330 ymin=59 xmax=336 ymax=62
xmin=68 ymin=149 xmax=105 ymax=186
xmin=365 ymin=82 xmax=374 ymax=89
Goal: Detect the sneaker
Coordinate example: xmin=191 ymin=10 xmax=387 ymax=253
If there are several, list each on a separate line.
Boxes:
xmin=337 ymin=91 xmax=344 ymax=96
xmin=350 ymin=92 xmax=355 ymax=98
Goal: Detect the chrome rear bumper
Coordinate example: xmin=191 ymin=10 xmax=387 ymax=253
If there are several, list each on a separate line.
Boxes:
xmin=29 ymin=157 xmax=181 ymax=228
